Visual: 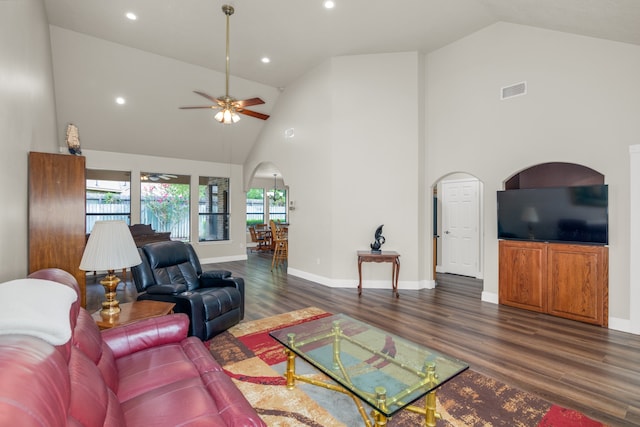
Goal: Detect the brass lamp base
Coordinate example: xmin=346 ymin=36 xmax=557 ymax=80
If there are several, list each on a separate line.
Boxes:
xmin=100 ymin=270 xmax=121 ymax=316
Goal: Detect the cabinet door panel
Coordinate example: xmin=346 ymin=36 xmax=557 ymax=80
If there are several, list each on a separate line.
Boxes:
xmin=28 ymin=152 xmax=86 ymax=306
xmin=499 ymin=241 xmax=547 ymax=312
xmin=547 ymin=244 xmax=607 ymax=326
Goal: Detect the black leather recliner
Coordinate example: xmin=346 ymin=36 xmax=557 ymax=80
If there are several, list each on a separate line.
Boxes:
xmin=130 ymin=241 xmax=244 ymax=340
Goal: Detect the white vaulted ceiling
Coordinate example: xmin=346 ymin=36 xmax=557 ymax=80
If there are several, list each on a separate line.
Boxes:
xmin=43 ymin=0 xmax=640 ymax=164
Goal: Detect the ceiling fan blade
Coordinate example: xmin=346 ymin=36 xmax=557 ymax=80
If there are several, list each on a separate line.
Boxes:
xmin=235 ymin=97 xmax=265 ymax=107
xmin=238 ymin=109 xmax=270 ymax=120
xmin=193 ymin=91 xmax=222 ymax=104
xmin=179 ymin=106 xmax=218 ymax=109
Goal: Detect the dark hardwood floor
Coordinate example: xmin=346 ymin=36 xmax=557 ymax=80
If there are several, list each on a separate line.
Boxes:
xmin=87 ymin=251 xmax=640 ymax=426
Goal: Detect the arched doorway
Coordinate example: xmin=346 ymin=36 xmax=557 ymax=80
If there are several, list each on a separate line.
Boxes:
xmin=246 ymin=163 xmax=289 ymax=253
xmin=433 ymin=173 xmax=484 ymax=280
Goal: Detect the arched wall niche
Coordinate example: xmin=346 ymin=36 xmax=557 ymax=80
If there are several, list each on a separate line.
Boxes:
xmin=504 ymin=162 xmax=604 ymax=189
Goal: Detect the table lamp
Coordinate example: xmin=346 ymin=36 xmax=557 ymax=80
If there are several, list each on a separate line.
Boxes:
xmin=80 ymin=220 xmax=142 ymax=316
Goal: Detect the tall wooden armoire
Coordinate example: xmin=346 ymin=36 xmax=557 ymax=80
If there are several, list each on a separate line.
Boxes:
xmin=28 ymin=152 xmax=86 ymax=306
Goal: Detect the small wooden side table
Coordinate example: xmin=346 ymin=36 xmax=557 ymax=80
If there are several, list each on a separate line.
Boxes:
xmin=92 ymin=300 xmax=175 ymax=330
xmin=357 ymin=250 xmax=401 ymax=297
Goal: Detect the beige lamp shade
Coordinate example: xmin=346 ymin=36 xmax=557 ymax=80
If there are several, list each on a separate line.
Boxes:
xmin=80 ymin=220 xmax=142 ymax=271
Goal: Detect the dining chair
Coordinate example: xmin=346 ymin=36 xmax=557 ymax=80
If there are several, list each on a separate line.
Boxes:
xmin=269 ymin=220 xmax=288 ymax=270
xmin=248 ymin=226 xmax=266 ymax=252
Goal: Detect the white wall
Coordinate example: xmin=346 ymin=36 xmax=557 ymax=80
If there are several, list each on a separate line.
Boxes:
xmin=245 ymin=61 xmax=334 ymax=279
xmin=48 ymin=26 xmax=278 ymax=165
xmin=83 ymin=149 xmax=247 ymax=263
xmin=426 ymin=22 xmax=640 ymax=324
xmin=0 ymin=0 xmax=58 ymax=281
xmin=330 ymin=53 xmax=422 ymax=285
xmin=246 ymin=52 xmax=425 ymax=289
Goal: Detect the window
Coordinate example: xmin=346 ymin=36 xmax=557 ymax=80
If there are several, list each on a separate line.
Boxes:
xmin=268 ymin=188 xmax=287 ymax=223
xmin=140 ymin=173 xmax=189 ymax=241
xmin=86 ymin=169 xmax=131 ymax=233
xmin=199 ymin=177 xmax=230 ymax=241
xmin=246 ymin=188 xmax=264 ymax=228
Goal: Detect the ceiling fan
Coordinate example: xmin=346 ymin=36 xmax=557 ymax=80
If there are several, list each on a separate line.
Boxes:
xmin=141 ymin=173 xmax=178 ymax=182
xmin=179 ymin=4 xmax=269 ymax=124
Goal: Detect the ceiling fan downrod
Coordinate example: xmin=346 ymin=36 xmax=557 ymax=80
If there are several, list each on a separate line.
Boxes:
xmin=222 ymin=5 xmax=234 ymax=100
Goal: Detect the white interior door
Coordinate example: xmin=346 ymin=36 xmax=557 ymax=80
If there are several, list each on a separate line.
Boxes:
xmin=441 ymin=179 xmax=480 ymax=277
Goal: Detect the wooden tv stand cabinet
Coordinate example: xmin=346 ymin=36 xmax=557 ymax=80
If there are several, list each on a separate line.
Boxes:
xmin=499 ymin=240 xmax=608 ymax=326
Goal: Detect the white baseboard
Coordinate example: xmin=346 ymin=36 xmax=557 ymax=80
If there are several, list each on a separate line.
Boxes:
xmin=421 ymin=279 xmax=436 ymax=289
xmin=608 ymin=317 xmax=634 ymax=334
xmin=287 ymin=268 xmax=336 ymax=287
xmin=481 ymin=291 xmax=498 ymax=304
xmin=287 ymin=268 xmax=432 ymax=291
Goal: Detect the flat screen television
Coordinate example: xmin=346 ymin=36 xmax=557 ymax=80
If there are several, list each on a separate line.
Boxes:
xmin=497 ymin=185 xmax=608 ymax=245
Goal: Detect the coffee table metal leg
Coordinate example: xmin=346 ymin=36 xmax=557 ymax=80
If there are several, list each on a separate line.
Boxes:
xmin=373 ymin=387 xmax=388 ymax=426
xmin=425 ymin=389 xmax=439 ymax=427
xmin=424 ymin=363 xmax=440 ymax=426
xmin=285 ymin=349 xmax=296 ymax=389
xmin=402 ymin=362 xmax=441 ymax=426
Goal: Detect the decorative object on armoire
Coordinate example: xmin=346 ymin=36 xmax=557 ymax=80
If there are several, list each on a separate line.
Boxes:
xmin=65 ymin=123 xmax=82 ymax=155
xmin=370 ymin=224 xmax=385 ymax=253
xmin=80 ymin=220 xmax=142 ymax=316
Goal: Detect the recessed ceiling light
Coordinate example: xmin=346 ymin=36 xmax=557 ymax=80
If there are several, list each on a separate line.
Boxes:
xmin=125 ymin=12 xmax=137 ymax=20
xmin=261 ymin=57 xmax=271 ymax=64
xmin=115 ymin=97 xmax=126 ymax=105
xmin=323 ymin=1 xmax=335 ymax=9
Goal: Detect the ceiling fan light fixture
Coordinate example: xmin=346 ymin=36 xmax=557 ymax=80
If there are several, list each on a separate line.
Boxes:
xmin=215 ymin=108 xmax=240 ymax=124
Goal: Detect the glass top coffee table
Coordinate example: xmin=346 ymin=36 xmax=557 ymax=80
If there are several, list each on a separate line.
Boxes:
xmin=270 ymin=314 xmax=468 ymax=426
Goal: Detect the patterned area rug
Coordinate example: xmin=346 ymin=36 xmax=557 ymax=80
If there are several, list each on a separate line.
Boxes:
xmin=208 ymin=307 xmax=606 ymax=427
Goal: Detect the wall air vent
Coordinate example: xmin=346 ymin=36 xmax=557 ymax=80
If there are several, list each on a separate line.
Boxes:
xmin=501 ymin=81 xmax=527 ymax=100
